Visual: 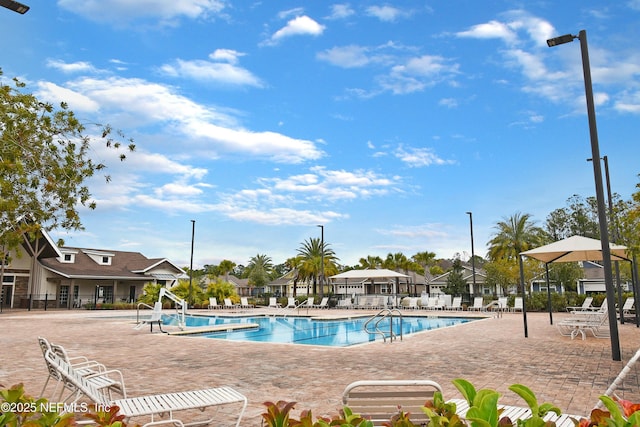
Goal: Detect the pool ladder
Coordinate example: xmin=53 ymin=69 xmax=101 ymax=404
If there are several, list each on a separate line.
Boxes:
xmin=363 ymin=309 xmax=403 ymax=343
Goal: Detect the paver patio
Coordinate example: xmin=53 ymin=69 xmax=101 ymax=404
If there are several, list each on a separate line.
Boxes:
xmin=1 ymin=308 xmax=640 ymax=426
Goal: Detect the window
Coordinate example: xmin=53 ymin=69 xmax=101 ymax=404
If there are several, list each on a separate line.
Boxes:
xmin=102 ymin=256 xmax=109 ymax=264
xmin=61 ymin=253 xmax=75 ymax=263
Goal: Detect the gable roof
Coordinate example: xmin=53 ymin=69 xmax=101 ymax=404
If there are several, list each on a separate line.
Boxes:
xmin=39 ymin=247 xmax=185 ymax=281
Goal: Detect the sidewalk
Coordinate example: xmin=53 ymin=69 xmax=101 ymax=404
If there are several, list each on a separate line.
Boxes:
xmin=1 ymin=309 xmax=639 ymax=426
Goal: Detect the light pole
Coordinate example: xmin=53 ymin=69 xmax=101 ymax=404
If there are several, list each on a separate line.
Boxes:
xmin=547 ymin=30 xmax=621 ymax=361
xmin=189 ymin=220 xmax=195 ymax=307
xmin=465 ymin=212 xmax=477 ymax=297
xmin=317 ymin=225 xmax=324 ymax=299
xmin=0 ymin=0 xmax=29 ymax=13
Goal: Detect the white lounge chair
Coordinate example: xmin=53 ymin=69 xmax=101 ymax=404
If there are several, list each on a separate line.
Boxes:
xmin=447 ymin=296 xmax=462 ymax=311
xmin=357 ymin=296 xmax=372 ymax=309
xmin=342 ymin=380 xmax=443 ymax=426
xmin=208 ymin=297 xmax=220 ymax=310
xmin=45 ymin=350 xmax=247 ymax=427
xmin=621 ymin=297 xmax=635 ymax=317
xmin=566 ymin=296 xmax=593 ymax=313
xmin=240 ymin=297 xmax=254 ymax=308
xmin=405 ymin=297 xmax=418 ymax=310
xmin=512 ymin=297 xmax=523 ymax=312
xmin=469 ymin=297 xmax=484 ymax=311
xmin=557 ymin=306 xmax=609 ymax=340
xmin=313 ymin=297 xmax=329 ymax=308
xmin=268 ymin=297 xmax=281 ymax=308
xmin=424 ymin=297 xmax=441 ymax=310
xmin=337 ymin=298 xmax=352 ymax=309
xmin=285 ymin=297 xmax=297 ymax=308
xmin=224 ymin=298 xmax=239 ymax=309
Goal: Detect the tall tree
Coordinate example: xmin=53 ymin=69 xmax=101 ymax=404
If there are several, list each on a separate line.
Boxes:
xmin=284 ymin=256 xmax=303 ymax=297
xmin=487 ymin=212 xmax=546 ymax=262
xmin=358 ymin=255 xmax=382 ymax=269
xmin=218 ymin=259 xmax=236 ymax=281
xmin=297 ymin=237 xmax=338 ymax=296
xmin=412 ymin=251 xmax=436 ymax=296
xmin=245 ymin=254 xmax=273 ymax=295
xmin=0 ymin=71 xmax=134 ymax=250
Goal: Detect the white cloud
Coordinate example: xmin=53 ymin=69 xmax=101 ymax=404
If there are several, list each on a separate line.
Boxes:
xmin=266 ymin=15 xmax=326 ymax=45
xmin=327 ymin=4 xmax=355 ymax=20
xmin=365 ymin=5 xmax=410 ymax=22
xmin=160 ymin=56 xmax=263 ymax=87
xmin=316 ymin=45 xmax=372 ymax=68
xmin=394 ymin=146 xmax=455 ymax=168
xmin=46 ymin=59 xmax=99 ymax=74
xmin=58 ymin=0 xmax=226 ymax=24
xmin=456 ymin=20 xmax=516 ymax=42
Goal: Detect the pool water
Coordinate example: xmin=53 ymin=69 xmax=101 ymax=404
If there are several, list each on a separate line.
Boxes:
xmin=163 ymin=315 xmax=474 ymax=347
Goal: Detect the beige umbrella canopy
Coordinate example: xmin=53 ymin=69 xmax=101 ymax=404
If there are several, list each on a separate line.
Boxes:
xmin=520 ymin=235 xmax=630 ymax=263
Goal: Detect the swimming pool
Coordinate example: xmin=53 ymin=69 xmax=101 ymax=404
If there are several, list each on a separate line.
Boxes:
xmin=163 ymin=315 xmax=474 ymax=347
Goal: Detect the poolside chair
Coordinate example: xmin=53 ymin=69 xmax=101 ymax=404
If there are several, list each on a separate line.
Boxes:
xmin=557 ymin=305 xmax=609 ymax=340
xmin=224 ymin=298 xmax=239 ymax=309
xmin=447 ymin=296 xmax=462 ymax=311
xmin=621 ymin=297 xmax=635 ymax=318
xmin=313 ymin=296 xmax=329 ymax=309
xmin=286 ymin=297 xmax=297 ymax=308
xmin=469 ymin=297 xmax=484 ymax=311
xmin=357 ymin=296 xmax=371 ymax=309
xmin=342 ymin=380 xmax=443 ymax=426
xmin=566 ymin=296 xmax=593 ymax=313
xmin=424 ymin=297 xmax=441 ymax=310
xmin=240 ymin=297 xmax=254 ymax=308
xmin=337 ymin=298 xmax=352 ymax=309
xmin=208 ymin=297 xmax=220 ymax=309
xmin=406 ymin=297 xmax=418 ymax=310
xmin=268 ymin=297 xmax=281 ymax=308
xmin=512 ymin=297 xmax=523 ymax=312
xmin=44 ymin=350 xmax=247 ymax=427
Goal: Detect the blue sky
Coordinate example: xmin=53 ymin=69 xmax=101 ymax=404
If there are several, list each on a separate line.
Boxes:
xmin=2 ymin=1 xmax=640 ymax=269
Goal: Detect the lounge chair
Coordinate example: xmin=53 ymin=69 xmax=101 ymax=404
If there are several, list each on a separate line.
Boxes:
xmin=268 ymin=297 xmax=281 ymax=308
xmin=39 ymin=338 xmax=126 ymax=401
xmin=423 ymin=297 xmax=441 ymax=310
xmin=357 ymin=296 xmax=371 ymax=309
xmin=621 ymin=297 xmax=635 ymax=318
xmin=45 ymin=349 xmax=247 ymax=427
xmin=208 ymin=297 xmax=220 ymax=310
xmin=337 ymin=298 xmax=352 ymax=309
xmin=313 ymin=296 xmax=329 ymax=308
xmin=342 ymin=380 xmax=443 ymax=426
xmin=566 ymin=296 xmax=594 ymax=313
xmin=240 ymin=297 xmax=254 ymax=308
xmin=405 ymin=297 xmax=418 ymax=310
xmin=557 ymin=302 xmax=609 ymax=339
xmin=468 ymin=297 xmax=484 ymax=311
xmin=224 ymin=298 xmax=239 ymax=309
xmin=512 ymin=297 xmax=523 ymax=312
xmin=285 ymin=297 xmax=297 ymax=308
xmin=447 ymin=296 xmax=462 ymax=311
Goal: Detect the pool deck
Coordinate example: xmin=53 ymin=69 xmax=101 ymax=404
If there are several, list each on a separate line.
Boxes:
xmin=2 ymin=307 xmax=640 ymax=426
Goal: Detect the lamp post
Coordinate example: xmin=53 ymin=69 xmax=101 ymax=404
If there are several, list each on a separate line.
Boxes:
xmin=465 ymin=212 xmax=477 ymax=297
xmin=0 ymin=0 xmax=29 ymax=13
xmin=317 ymin=225 xmax=324 ymax=299
xmin=547 ymin=30 xmax=621 ymax=361
xmin=189 ymin=220 xmax=195 ymax=307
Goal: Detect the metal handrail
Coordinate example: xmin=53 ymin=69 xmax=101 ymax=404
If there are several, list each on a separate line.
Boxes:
xmin=136 ymin=302 xmax=154 ymax=323
xmin=363 ymin=308 xmax=403 ymax=343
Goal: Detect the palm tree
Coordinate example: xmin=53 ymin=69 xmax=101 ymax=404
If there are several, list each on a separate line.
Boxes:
xmin=358 ymin=255 xmax=382 ymax=269
xmin=297 ymin=237 xmax=338 ymax=296
xmin=245 ymin=254 xmax=273 ymax=296
xmin=488 ymin=212 xmax=546 ymax=261
xmin=383 ymin=252 xmax=411 ymax=294
xmin=218 ymin=259 xmax=236 ymax=282
xmin=412 ymin=251 xmax=436 ymax=296
xmin=284 ymin=256 xmax=303 ymax=297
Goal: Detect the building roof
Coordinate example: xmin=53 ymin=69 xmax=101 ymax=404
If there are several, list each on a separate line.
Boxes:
xmin=39 ymin=246 xmax=185 ymax=281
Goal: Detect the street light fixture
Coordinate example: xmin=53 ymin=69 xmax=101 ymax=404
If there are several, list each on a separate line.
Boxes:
xmin=317 ymin=225 xmax=324 ymax=299
xmin=547 ymin=29 xmax=621 ymax=361
xmin=189 ymin=220 xmax=195 ymax=307
xmin=0 ymin=0 xmax=29 ymax=14
xmin=465 ymin=212 xmax=477 ymax=294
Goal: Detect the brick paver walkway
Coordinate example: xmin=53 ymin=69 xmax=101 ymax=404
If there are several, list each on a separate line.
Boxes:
xmin=1 ymin=308 xmax=639 ymax=426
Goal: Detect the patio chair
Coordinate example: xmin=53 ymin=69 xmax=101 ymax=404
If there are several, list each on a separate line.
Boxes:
xmin=44 ymin=349 xmax=247 ymax=427
xmin=423 ymin=297 xmax=441 ymax=310
xmin=468 ymin=297 xmax=484 ymax=311
xmin=268 ymin=297 xmax=281 ymax=308
xmin=621 ymin=297 xmax=635 ymax=318
xmin=357 ymin=296 xmax=372 ymax=309
xmin=557 ymin=308 xmax=609 ymax=340
xmin=313 ymin=296 xmax=329 ymax=308
xmin=285 ymin=297 xmax=297 ymax=308
xmin=566 ymin=296 xmax=594 ymax=313
xmin=512 ymin=297 xmax=523 ymax=312
xmin=224 ymin=298 xmax=239 ymax=309
xmin=208 ymin=297 xmax=220 ymax=309
xmin=342 ymin=380 xmax=443 ymax=426
xmin=240 ymin=297 xmax=254 ymax=308
xmin=137 ymin=301 xmax=165 ymax=332
xmin=337 ymin=298 xmax=352 ymax=309
xmin=405 ymin=297 xmax=419 ymax=310
xmin=447 ymin=296 xmax=462 ymax=311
